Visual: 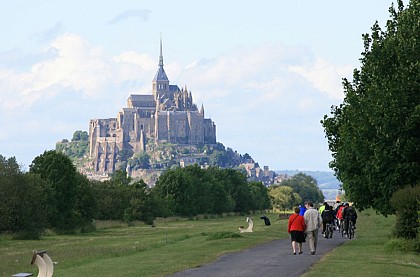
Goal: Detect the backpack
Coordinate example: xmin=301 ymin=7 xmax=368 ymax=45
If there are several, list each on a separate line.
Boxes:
xmin=346 ymin=207 xmax=355 ymax=217
xmin=323 ymin=210 xmax=333 ymax=222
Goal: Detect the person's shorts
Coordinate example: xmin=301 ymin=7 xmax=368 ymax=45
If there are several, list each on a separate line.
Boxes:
xmin=290 ymin=230 xmax=305 ymax=243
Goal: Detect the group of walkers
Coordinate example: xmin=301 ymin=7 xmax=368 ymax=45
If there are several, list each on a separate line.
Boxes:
xmin=287 ymin=200 xmax=357 ymax=255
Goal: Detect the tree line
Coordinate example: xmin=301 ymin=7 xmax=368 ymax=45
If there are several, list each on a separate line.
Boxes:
xmin=0 ymin=151 xmax=325 ymax=239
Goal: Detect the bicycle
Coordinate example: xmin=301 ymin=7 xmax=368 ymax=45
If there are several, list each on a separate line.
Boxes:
xmin=333 ymin=217 xmax=339 ymax=231
xmin=324 ymin=222 xmax=333 ymax=239
xmin=339 ymin=220 xmax=345 ymax=237
xmin=348 ymin=220 xmax=355 ymax=239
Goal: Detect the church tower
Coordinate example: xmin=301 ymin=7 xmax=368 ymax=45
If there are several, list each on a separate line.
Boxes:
xmin=152 ymin=37 xmax=170 ymax=100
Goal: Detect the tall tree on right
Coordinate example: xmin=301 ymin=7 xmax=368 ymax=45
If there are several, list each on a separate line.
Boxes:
xmin=321 ymin=0 xmax=420 ymax=216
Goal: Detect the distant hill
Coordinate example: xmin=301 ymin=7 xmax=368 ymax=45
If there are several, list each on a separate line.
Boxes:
xmin=275 ymin=170 xmax=342 ymax=200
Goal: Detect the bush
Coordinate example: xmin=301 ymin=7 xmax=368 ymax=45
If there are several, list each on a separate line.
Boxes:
xmin=384 ymin=238 xmax=420 ymax=253
xmin=390 ymin=185 xmax=420 ymax=239
xmin=13 ymin=230 xmax=43 ymax=240
xmin=80 ymin=222 xmax=96 ymax=233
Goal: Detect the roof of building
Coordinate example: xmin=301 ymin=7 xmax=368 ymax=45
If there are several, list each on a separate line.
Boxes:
xmin=169 ymin=85 xmax=179 ymax=92
xmin=129 ymin=95 xmax=155 ymax=102
xmin=152 ymin=38 xmax=169 ymax=82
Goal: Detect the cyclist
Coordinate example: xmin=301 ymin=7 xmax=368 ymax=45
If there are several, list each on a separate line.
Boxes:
xmin=336 ymin=203 xmax=345 ymax=232
xmin=319 ymin=202 xmax=327 ymax=216
xmin=321 ymin=204 xmax=334 ymax=238
xmin=343 ymin=203 xmax=357 ymax=236
xmin=333 ymin=201 xmax=341 ymax=229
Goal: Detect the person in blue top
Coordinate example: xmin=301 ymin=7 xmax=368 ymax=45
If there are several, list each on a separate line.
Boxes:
xmin=299 ymin=204 xmax=306 ymax=216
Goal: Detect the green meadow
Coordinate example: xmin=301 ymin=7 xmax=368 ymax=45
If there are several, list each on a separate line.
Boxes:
xmin=0 ymin=213 xmax=285 ymax=277
xmin=1 ymin=211 xmax=418 ymax=276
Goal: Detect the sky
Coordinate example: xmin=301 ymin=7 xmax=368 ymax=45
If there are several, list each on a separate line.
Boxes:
xmin=0 ymin=0 xmax=405 ymax=172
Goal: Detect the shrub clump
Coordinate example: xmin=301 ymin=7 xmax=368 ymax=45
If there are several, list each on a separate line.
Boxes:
xmin=384 ymin=238 xmax=420 ymax=253
xmin=390 ymin=185 xmax=420 ymax=239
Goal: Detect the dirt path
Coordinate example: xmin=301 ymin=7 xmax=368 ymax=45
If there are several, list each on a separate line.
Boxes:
xmin=170 ymin=229 xmax=348 ymax=277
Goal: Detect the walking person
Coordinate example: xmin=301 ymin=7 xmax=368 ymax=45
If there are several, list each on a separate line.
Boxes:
xmin=304 ymin=201 xmax=322 ymax=255
xmin=299 ymin=204 xmax=306 ymax=216
xmin=287 ymin=206 xmax=306 ymax=255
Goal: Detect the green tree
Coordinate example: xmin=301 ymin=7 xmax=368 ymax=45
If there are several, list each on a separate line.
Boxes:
xmin=110 ymin=169 xmax=132 ymax=186
xmin=92 ymin=180 xmax=131 ymax=220
xmin=269 ymin=185 xmax=300 ymax=212
xmin=30 ymin=150 xmax=81 ymax=231
xmin=74 ymin=173 xmax=97 ymax=231
xmin=281 ymin=173 xmax=324 ymax=204
xmin=72 ymin=130 xmax=89 ymax=141
xmin=248 ymin=181 xmax=271 ymax=210
xmin=220 ymin=168 xmax=253 ymax=213
xmin=153 ymin=166 xmax=196 ymax=216
xmin=208 ymin=179 xmax=235 ymax=214
xmin=129 ymin=151 xmax=151 ymax=170
xmin=0 ymin=155 xmax=51 ymax=239
xmin=124 ymin=180 xmax=157 ymax=225
xmin=321 ymin=0 xmax=420 ymax=215
xmin=56 ymin=130 xmax=89 ymax=159
xmin=182 ymin=165 xmax=213 ymax=214
xmin=153 ymin=165 xmax=257 ymax=216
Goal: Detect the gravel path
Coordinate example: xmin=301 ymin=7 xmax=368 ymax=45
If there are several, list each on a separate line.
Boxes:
xmin=170 ymin=229 xmax=348 ymax=277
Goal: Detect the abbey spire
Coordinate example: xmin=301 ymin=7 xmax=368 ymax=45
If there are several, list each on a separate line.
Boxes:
xmin=152 ymin=36 xmax=169 ymax=98
xmin=158 ymin=35 xmax=164 ymax=68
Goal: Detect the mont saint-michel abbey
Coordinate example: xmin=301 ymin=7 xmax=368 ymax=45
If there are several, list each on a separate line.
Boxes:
xmin=89 ymin=41 xmax=217 ymax=173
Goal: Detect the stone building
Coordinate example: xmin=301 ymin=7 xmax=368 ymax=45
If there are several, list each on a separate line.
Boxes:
xmin=89 ymin=40 xmax=217 ymax=173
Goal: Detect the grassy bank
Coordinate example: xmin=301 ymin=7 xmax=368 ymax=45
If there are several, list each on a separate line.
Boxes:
xmin=302 ymin=210 xmax=419 ymax=277
xmin=0 ymin=212 xmax=287 ymax=277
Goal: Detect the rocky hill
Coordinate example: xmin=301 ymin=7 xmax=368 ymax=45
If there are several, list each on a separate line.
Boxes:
xmin=56 ymin=130 xmax=256 ymax=181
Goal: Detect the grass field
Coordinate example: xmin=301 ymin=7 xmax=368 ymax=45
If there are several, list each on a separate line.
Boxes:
xmin=0 ymin=212 xmax=287 ymax=277
xmin=1 ymin=211 xmax=418 ymax=276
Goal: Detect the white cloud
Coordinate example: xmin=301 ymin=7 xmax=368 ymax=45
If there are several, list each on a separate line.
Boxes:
xmin=288 ymin=58 xmax=352 ymax=100
xmin=28 ymin=33 xmax=112 ymax=98
xmin=171 ymin=43 xmax=345 ymax=170
xmin=178 ymin=43 xmax=334 ymax=112
xmin=0 ymin=33 xmax=114 ymax=115
xmin=179 ymin=44 xmax=294 ymax=100
xmin=0 ymin=33 xmax=161 ymax=112
xmin=113 ymin=51 xmax=155 ymax=70
xmin=0 ymin=33 xmax=156 ymax=165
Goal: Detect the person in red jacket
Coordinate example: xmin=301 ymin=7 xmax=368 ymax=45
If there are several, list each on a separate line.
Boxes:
xmin=336 ymin=203 xmax=345 ymax=232
xmin=288 ymin=206 xmax=306 ymax=255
